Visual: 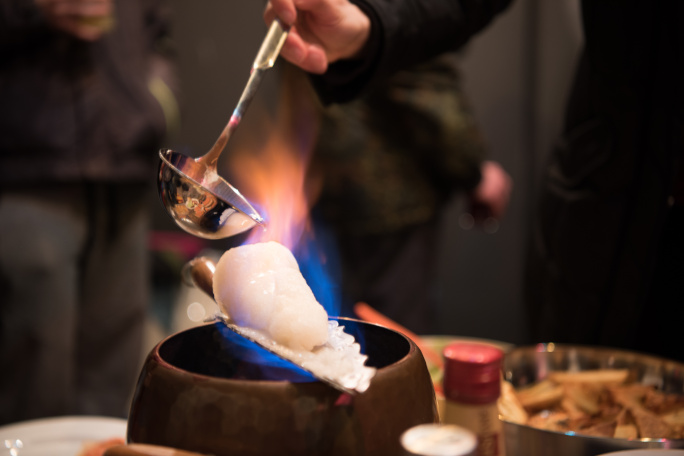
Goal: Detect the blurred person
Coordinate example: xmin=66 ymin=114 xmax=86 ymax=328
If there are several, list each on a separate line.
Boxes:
xmin=525 ymin=1 xmax=684 ymax=362
xmin=265 ymin=0 xmax=684 ymax=362
xmin=0 ymin=0 xmax=179 ymax=424
xmin=304 ymin=54 xmax=512 ymax=334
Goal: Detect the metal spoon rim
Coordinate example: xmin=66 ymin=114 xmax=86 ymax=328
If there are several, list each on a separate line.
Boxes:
xmin=159 ymin=149 xmax=265 ymax=225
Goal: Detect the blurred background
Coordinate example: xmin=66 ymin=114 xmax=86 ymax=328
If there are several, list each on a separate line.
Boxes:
xmin=148 ymin=0 xmax=584 ymax=349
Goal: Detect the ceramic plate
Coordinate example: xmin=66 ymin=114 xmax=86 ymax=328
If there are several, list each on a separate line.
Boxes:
xmin=0 ymin=416 xmax=127 ymax=456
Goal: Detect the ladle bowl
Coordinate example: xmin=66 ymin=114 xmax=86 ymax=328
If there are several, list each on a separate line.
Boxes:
xmin=158 ymin=149 xmax=264 ymax=239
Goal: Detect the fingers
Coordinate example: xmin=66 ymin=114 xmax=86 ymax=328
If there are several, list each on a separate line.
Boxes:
xmin=280 ymin=32 xmax=328 ymax=73
xmin=265 ymin=0 xmax=328 ymax=73
xmin=476 ymin=183 xmax=510 ymax=220
xmin=466 ymin=161 xmax=513 ymax=226
xmin=264 ymin=1 xmax=296 ymax=26
xmin=54 ymin=18 xmax=108 ymax=40
xmin=36 ymin=0 xmax=113 ymax=41
xmin=265 ymin=0 xmax=332 ymax=25
xmin=39 ymin=0 xmax=112 ymax=18
xmin=265 ymin=0 xmax=370 ymax=71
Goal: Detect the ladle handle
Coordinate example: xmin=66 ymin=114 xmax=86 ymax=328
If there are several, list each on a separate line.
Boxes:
xmin=253 ymin=18 xmax=290 ymax=70
xmin=199 ymin=19 xmax=289 ymax=170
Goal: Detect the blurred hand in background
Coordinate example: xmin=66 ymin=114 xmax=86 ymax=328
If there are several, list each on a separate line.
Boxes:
xmin=467 ymin=160 xmax=513 ymax=224
xmin=35 ymin=0 xmax=114 ymax=41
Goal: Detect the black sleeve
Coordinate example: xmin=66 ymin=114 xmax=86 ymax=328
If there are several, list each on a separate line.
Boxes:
xmin=311 ymin=0 xmax=514 ymax=104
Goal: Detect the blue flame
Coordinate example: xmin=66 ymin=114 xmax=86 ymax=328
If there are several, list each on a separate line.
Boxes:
xmin=292 ymin=226 xmax=341 ymax=317
xmin=216 ymin=321 xmax=316 ymax=381
xmin=217 ymin=210 xmax=364 ymax=377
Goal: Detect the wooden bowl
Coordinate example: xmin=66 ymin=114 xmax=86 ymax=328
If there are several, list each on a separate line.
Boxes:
xmin=127 ymin=318 xmax=438 ymax=456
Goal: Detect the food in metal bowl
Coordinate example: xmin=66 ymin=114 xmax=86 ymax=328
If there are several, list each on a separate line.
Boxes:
xmin=500 ymin=344 xmax=684 ymax=456
xmin=500 ymin=368 xmax=684 ymax=439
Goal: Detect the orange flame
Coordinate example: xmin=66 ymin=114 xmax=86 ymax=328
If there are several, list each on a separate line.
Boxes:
xmin=225 ymin=65 xmax=322 ymax=252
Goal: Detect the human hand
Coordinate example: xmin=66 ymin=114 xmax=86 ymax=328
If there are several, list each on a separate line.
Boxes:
xmin=264 ymin=0 xmax=371 ymax=74
xmin=35 ymin=0 xmax=114 ymax=41
xmin=467 ymin=160 xmax=513 ymax=223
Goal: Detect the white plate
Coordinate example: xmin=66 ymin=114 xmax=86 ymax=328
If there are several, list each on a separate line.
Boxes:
xmin=0 ymin=416 xmax=127 ymax=456
xmin=598 ymin=452 xmax=684 ymax=456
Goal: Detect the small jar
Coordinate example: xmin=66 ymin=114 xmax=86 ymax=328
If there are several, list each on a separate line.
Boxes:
xmin=400 ymin=423 xmax=477 ymax=456
xmin=442 ymin=342 xmax=505 ymax=456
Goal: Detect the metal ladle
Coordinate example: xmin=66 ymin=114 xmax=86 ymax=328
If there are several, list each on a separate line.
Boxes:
xmin=158 ymin=20 xmax=289 ymax=239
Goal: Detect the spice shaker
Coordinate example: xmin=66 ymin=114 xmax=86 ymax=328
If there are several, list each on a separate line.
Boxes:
xmin=442 ymin=342 xmax=505 ymax=456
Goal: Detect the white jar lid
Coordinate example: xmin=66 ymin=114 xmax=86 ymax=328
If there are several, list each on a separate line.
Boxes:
xmin=400 ymin=423 xmax=477 ymax=456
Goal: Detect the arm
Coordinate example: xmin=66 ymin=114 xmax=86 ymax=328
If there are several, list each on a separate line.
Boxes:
xmin=34 ymin=0 xmax=113 ymax=41
xmin=266 ymin=0 xmax=513 ymax=102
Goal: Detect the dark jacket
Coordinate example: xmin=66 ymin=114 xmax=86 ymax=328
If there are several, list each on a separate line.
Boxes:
xmin=311 ymin=0 xmax=514 ymax=104
xmin=0 ymin=0 xmax=178 ymax=184
xmin=312 ymin=55 xmax=487 ymax=234
xmin=304 ymin=0 xmax=513 ymax=233
xmin=526 ymin=1 xmax=684 ymax=349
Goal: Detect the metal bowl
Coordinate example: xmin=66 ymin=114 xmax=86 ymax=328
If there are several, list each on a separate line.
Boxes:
xmin=502 ymin=344 xmax=684 ymax=456
xmin=157 ymin=149 xmax=263 ymax=240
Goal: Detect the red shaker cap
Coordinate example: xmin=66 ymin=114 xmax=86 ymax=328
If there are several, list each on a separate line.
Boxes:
xmin=442 ymin=342 xmax=503 ymax=405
